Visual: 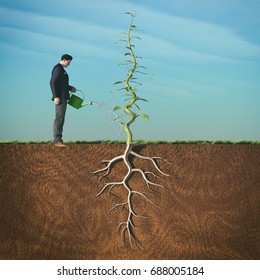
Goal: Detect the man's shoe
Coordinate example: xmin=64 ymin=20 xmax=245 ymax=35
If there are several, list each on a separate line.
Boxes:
xmin=54 ymin=142 xmax=66 ymax=147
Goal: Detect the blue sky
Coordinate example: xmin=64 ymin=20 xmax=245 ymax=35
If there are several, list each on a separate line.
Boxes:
xmin=0 ymin=0 xmax=259 ymax=141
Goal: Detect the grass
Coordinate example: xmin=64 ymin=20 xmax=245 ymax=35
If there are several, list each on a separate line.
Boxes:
xmin=0 ymin=140 xmax=259 ymax=144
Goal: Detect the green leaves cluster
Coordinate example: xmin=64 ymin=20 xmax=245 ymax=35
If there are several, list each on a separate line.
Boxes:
xmin=112 ymin=13 xmax=149 ymax=136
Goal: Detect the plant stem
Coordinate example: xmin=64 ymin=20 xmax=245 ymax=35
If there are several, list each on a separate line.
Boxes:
xmin=123 ymin=14 xmax=138 ymax=144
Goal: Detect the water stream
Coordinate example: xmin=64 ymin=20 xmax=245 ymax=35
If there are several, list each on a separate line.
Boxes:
xmin=91 ymin=101 xmax=124 ymax=140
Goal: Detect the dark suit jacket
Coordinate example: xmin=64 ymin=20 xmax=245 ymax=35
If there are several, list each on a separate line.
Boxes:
xmin=50 ymin=63 xmax=73 ymax=100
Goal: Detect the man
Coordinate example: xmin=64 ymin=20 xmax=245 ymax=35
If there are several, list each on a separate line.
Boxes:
xmin=50 ymin=54 xmax=76 ymax=147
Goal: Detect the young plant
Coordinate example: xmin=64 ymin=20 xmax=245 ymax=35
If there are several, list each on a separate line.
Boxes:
xmin=94 ymin=13 xmax=170 ymax=249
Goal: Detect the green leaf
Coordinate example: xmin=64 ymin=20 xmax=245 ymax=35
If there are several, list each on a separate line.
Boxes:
xmin=137 ymin=65 xmax=147 ymax=69
xmin=115 ymin=39 xmax=127 ymax=44
xmin=131 ymin=81 xmax=142 ymax=86
xmin=113 ymin=81 xmax=123 ymax=85
xmin=125 ymin=12 xmax=135 ymax=17
xmin=139 ymin=114 xmax=149 ymax=120
xmin=118 ymin=60 xmax=132 ymax=66
xmin=134 ymin=104 xmax=141 ymax=110
xmin=136 ymin=56 xmax=143 ymax=60
xmin=131 ymin=36 xmax=142 ymax=40
xmin=136 ymin=70 xmax=148 ymax=75
xmin=114 ymin=87 xmax=127 ymax=92
xmin=124 ymin=52 xmax=131 ymax=56
xmin=113 ymin=106 xmax=122 ymax=111
xmin=137 ymin=97 xmax=149 ymax=102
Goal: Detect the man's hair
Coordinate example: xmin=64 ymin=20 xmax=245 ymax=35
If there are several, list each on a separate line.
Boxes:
xmin=61 ymin=54 xmax=73 ymax=61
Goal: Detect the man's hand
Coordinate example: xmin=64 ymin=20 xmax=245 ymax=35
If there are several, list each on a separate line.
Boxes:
xmin=71 ymin=87 xmax=76 ymax=93
xmin=54 ymin=97 xmax=60 ymax=105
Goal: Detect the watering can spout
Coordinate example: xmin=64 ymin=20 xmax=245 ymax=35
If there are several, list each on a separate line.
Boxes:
xmin=81 ymin=101 xmax=93 ymax=107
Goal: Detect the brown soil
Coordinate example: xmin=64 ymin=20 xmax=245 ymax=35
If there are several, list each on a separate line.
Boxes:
xmin=0 ymin=144 xmax=259 ymax=260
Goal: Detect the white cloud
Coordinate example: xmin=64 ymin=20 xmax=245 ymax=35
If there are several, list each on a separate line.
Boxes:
xmin=132 ymin=7 xmax=260 ymax=61
xmin=140 ymin=34 xmax=257 ymax=65
xmin=1 ymin=3 xmax=259 ymax=63
xmin=0 ymin=25 xmax=117 ymax=60
xmin=0 ymin=6 xmax=121 ymax=43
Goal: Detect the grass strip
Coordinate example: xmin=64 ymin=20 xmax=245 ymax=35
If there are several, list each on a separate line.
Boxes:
xmin=0 ymin=140 xmax=259 ymax=144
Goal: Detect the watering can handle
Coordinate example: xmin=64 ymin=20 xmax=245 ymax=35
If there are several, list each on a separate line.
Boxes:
xmin=71 ymin=89 xmax=85 ymax=101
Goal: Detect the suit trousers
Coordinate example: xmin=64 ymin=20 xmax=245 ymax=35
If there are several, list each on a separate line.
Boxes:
xmin=53 ymin=99 xmax=67 ymax=143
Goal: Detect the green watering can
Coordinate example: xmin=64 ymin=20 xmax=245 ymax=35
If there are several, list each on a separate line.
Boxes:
xmin=68 ymin=90 xmax=93 ymax=109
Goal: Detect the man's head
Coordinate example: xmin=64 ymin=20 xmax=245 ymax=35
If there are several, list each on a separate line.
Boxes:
xmin=60 ymin=54 xmax=73 ymax=67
